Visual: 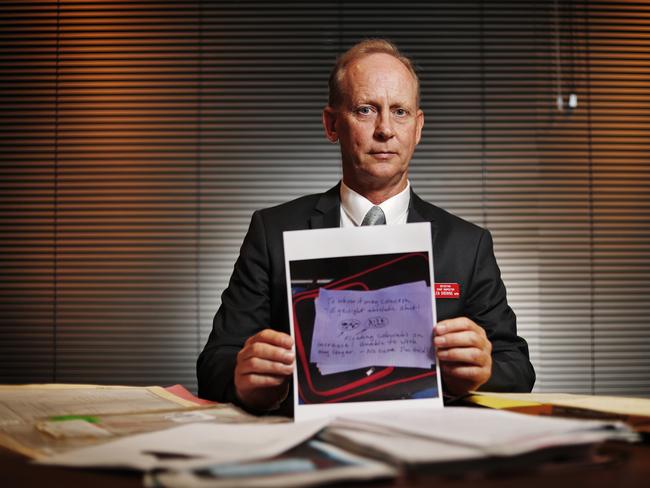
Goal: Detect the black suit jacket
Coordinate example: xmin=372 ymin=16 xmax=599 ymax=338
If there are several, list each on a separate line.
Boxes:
xmin=197 ymin=185 xmax=535 ymax=414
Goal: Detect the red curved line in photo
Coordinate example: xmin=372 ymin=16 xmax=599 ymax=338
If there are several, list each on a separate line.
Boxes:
xmin=323 ymin=252 xmax=427 ymax=291
xmin=291 ymin=252 xmax=431 ymax=403
xmin=324 ymin=371 xmax=437 ymax=403
xmin=292 ymin=252 xmax=427 ymax=300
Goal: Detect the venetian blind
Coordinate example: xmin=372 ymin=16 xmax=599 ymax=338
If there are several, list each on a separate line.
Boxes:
xmin=1 ymin=1 xmax=648 ymax=396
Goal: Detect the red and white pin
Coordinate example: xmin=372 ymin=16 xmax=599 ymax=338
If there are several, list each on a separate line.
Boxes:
xmin=434 ymin=283 xmax=460 ymax=299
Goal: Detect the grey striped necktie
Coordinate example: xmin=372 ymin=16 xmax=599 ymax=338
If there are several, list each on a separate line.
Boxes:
xmin=361 ymin=205 xmax=386 ymax=226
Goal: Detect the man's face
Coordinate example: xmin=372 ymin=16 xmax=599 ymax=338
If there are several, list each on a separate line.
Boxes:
xmin=323 ymin=53 xmax=424 ymax=197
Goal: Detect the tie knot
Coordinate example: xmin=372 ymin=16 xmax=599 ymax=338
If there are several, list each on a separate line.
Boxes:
xmin=361 ymin=206 xmax=386 ymax=226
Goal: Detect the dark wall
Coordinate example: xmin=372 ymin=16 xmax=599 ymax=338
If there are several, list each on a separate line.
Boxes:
xmin=1 ymin=1 xmax=648 ymax=395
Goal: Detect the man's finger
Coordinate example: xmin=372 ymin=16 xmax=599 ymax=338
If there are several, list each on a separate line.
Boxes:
xmin=249 ymin=342 xmax=294 ymax=363
xmin=436 ymin=317 xmax=484 ymax=336
xmin=239 ymin=341 xmax=294 ymax=364
xmin=238 ymin=356 xmax=294 ymax=376
xmin=248 ymin=329 xmax=294 ymax=349
xmin=434 ymin=330 xmax=484 ymax=349
xmin=437 ymin=346 xmax=488 ymax=366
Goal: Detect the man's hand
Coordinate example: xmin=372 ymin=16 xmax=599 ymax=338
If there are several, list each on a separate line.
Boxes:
xmin=434 ymin=317 xmax=492 ymax=396
xmin=234 ymin=329 xmax=295 ymax=412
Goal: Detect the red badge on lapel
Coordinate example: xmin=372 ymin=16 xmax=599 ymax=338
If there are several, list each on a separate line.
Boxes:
xmin=434 ymin=283 xmax=460 ymax=298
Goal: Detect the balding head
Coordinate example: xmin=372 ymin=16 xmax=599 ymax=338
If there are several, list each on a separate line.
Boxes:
xmin=328 ymin=39 xmax=420 ymax=108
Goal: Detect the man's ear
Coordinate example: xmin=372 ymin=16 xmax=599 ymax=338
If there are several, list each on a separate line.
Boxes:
xmin=322 ymin=106 xmax=339 ymax=143
xmin=415 ymin=109 xmax=424 ymax=145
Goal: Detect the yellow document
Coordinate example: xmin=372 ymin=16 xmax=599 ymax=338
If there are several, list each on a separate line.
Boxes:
xmin=470 ymin=391 xmax=650 ymax=418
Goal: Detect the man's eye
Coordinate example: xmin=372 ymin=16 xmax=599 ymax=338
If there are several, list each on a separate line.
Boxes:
xmin=356 ymin=106 xmax=373 ymax=115
xmin=394 ymin=108 xmax=408 ymax=117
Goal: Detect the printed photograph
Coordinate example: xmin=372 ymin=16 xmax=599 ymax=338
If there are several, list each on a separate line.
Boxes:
xmin=289 ymin=252 xmax=439 ymax=405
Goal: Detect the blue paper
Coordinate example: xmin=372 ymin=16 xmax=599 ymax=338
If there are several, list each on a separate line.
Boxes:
xmin=310 ymin=281 xmax=434 ymax=374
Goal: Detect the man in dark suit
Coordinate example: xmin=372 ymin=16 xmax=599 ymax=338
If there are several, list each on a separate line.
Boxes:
xmin=197 ymin=39 xmax=535 ymax=414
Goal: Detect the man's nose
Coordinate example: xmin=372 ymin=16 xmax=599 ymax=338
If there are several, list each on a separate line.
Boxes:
xmin=374 ymin=111 xmax=394 ymax=140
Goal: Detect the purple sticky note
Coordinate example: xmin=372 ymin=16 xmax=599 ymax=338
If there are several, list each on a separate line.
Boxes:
xmin=309 ymin=281 xmax=434 ymax=373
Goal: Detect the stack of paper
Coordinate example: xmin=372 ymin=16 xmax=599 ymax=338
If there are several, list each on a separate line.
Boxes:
xmin=140 ymin=407 xmax=637 ymax=487
xmin=322 ymin=407 xmax=638 ymax=466
xmin=34 ymin=405 xmax=638 ymax=487
xmin=3 ymin=382 xmax=641 ymax=487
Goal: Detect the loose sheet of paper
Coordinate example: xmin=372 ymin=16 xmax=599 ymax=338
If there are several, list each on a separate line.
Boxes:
xmin=311 ymin=281 xmax=434 ymax=375
xmin=38 ymin=418 xmax=329 ymax=471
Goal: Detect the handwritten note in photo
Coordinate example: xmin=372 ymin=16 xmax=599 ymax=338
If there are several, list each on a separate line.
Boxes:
xmin=310 ymin=281 xmax=434 ymax=374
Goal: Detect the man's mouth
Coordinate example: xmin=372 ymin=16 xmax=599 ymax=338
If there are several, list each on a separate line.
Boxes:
xmin=369 ymin=151 xmax=397 ymax=160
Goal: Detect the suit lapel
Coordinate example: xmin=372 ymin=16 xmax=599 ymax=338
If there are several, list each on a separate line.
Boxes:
xmin=408 ymin=189 xmax=439 ymax=248
xmin=309 ymin=183 xmax=341 ymax=229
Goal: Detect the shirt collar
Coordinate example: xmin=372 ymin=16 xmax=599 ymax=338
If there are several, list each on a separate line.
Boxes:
xmin=340 ymin=180 xmax=411 ymax=226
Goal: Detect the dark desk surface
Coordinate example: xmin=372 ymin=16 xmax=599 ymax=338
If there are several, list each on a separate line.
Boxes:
xmin=4 ymin=441 xmax=650 ymax=488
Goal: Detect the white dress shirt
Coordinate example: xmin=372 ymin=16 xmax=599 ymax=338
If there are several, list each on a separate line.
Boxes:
xmin=339 ymin=180 xmax=411 ymax=227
